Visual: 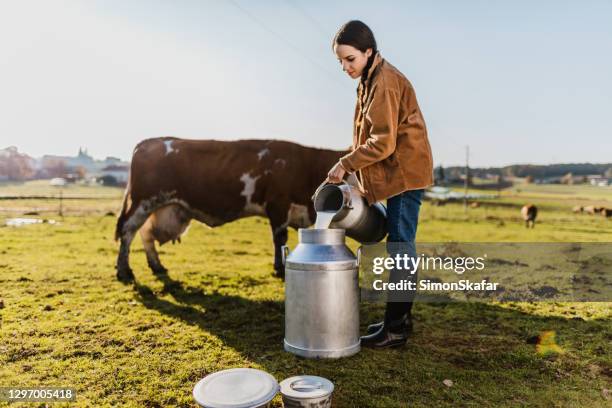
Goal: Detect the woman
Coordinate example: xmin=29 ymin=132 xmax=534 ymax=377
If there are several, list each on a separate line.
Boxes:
xmin=326 ymin=20 xmax=434 ymax=349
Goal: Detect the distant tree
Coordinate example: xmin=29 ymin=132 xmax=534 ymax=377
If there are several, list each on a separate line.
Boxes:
xmin=98 ymin=175 xmax=118 ymax=186
xmin=74 ymin=166 xmax=87 ymax=180
xmin=434 ymin=165 xmax=445 ymax=185
xmin=0 ymin=146 xmax=35 ymax=181
xmin=605 ymin=167 xmax=612 ymax=179
xmin=42 ymin=159 xmax=67 ymax=178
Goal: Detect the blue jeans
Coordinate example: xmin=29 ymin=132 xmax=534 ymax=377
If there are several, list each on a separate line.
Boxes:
xmin=385 ymin=189 xmax=423 ymax=323
xmin=387 ymin=189 xmax=423 ymax=244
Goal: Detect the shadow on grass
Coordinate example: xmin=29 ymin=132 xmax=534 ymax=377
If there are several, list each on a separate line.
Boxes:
xmin=130 ymin=271 xmax=611 ymax=405
xmin=132 ymin=272 xmax=285 ymax=361
xmin=131 ymin=270 xmax=610 ymax=360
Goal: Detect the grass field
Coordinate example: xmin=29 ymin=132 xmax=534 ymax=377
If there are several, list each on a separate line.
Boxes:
xmin=0 ymin=181 xmax=610 ymax=407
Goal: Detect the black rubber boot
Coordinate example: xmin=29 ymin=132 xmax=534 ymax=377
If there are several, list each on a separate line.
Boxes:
xmin=360 ymin=315 xmax=412 ymax=349
xmin=366 ymin=321 xmax=384 ymax=335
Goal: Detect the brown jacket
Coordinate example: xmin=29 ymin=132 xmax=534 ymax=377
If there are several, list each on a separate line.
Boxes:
xmin=339 ymin=53 xmax=434 ymax=205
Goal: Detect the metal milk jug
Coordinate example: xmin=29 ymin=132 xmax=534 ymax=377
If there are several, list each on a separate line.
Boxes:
xmin=282 ymin=228 xmax=361 ymax=358
xmin=313 ymin=181 xmax=387 ymax=243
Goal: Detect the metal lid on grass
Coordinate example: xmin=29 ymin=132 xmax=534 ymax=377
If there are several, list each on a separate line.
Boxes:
xmin=193 ymin=368 xmax=279 ymax=408
xmin=279 ymin=375 xmax=334 ymax=399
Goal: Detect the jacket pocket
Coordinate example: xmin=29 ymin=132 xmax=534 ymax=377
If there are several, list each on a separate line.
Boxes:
xmin=385 ymin=152 xmax=400 ymax=167
xmin=364 ymin=162 xmax=384 ymax=189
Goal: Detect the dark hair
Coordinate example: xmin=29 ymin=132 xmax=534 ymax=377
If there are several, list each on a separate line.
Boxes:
xmin=333 ymin=20 xmax=378 ymax=81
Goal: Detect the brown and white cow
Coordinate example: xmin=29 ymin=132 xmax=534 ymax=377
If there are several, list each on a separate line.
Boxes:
xmin=583 ymin=205 xmax=594 ymax=215
xmin=114 ymin=138 xmax=346 ymax=282
xmin=521 ymin=204 xmax=538 ymax=228
xmin=583 ymin=205 xmax=603 ymax=215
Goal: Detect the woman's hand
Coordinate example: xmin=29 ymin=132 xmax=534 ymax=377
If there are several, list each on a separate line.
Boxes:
xmin=326 ymin=162 xmax=346 ymax=184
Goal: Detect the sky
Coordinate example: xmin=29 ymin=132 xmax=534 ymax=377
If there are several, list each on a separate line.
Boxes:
xmin=0 ymin=0 xmax=611 ymax=167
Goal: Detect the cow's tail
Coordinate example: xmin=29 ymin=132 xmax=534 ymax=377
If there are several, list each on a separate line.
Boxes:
xmin=115 ymin=178 xmax=132 ymax=241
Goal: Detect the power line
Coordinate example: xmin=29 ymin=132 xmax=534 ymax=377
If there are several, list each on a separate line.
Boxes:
xmin=283 ymin=0 xmax=329 ymax=40
xmin=227 ymin=0 xmax=341 ymax=85
xmin=228 ymin=1 xmax=463 ymax=164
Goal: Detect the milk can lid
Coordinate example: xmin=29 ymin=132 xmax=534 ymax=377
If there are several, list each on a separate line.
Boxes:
xmin=193 ymin=368 xmax=279 ymax=408
xmin=279 ymin=375 xmax=334 ymax=399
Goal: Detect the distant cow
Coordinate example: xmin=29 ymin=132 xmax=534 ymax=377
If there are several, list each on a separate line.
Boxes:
xmin=115 ymin=138 xmax=346 ymax=282
xmin=521 ymin=204 xmax=538 ymax=228
xmin=584 ymin=205 xmax=606 ymax=215
xmin=572 ymin=205 xmax=583 ymax=214
xmin=601 ymin=208 xmax=612 ymax=218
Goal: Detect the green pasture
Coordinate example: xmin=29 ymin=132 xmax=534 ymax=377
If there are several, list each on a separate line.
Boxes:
xmin=0 ymin=181 xmax=610 ymax=407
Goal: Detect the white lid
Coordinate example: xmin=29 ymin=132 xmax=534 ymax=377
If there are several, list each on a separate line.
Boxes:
xmin=193 ymin=368 xmax=279 ymax=408
xmin=280 ymin=375 xmax=334 ymax=399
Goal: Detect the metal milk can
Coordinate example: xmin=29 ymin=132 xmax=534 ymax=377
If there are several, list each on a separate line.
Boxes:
xmin=282 ymin=228 xmax=361 ymax=358
xmin=313 ymin=181 xmax=387 ymax=243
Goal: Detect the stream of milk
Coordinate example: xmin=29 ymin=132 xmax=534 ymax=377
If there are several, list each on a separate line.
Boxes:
xmin=314 ymin=211 xmax=337 ymax=229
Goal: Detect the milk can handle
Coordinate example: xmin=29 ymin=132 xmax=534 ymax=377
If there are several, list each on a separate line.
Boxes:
xmin=281 ymin=245 xmax=289 ymax=266
xmin=311 ymin=180 xmax=349 ymax=202
xmin=311 ymin=180 xmax=328 ymax=202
